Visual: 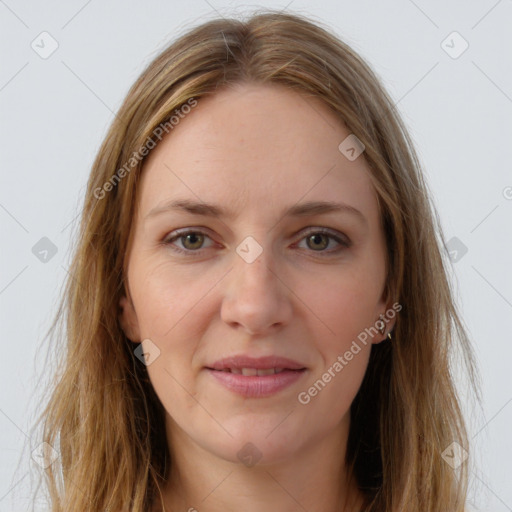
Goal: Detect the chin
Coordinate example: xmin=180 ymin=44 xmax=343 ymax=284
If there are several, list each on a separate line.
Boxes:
xmin=200 ymin=423 xmax=306 ymax=467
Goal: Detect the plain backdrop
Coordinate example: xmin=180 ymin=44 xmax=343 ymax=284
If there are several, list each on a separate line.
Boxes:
xmin=1 ymin=1 xmax=511 ymax=510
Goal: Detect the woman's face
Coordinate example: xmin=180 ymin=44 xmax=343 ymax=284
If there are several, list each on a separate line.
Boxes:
xmin=120 ymin=82 xmax=394 ymax=465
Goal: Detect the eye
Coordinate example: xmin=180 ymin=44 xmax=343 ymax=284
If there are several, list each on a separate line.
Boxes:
xmin=162 ymin=229 xmax=215 ymax=254
xmin=295 ymin=228 xmax=350 ymax=254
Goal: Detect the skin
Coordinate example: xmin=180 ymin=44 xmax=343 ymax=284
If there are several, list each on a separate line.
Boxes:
xmin=119 ymin=82 xmax=396 ymax=512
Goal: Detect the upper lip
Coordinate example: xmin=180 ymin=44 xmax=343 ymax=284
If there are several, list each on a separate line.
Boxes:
xmin=207 ymin=355 xmax=306 ymax=371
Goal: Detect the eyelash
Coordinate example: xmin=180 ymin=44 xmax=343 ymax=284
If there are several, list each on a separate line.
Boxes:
xmin=161 ymin=227 xmax=350 ymax=257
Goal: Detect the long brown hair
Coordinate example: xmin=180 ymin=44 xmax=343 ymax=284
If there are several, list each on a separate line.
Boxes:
xmin=30 ymin=9 xmax=481 ymax=511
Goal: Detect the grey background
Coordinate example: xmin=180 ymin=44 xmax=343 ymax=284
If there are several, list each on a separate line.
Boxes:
xmin=1 ymin=1 xmax=511 ymax=510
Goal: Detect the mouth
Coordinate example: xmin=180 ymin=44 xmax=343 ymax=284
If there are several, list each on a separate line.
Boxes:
xmin=207 ymin=355 xmax=307 ymax=373
xmin=205 ymin=357 xmax=307 ymax=397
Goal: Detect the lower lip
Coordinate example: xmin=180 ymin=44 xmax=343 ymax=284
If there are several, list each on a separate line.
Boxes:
xmin=206 ymin=368 xmax=306 ymax=398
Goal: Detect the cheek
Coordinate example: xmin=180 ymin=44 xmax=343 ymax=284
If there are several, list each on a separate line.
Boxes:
xmin=128 ymin=263 xmax=208 ymax=402
xmin=295 ymin=269 xmax=380 ymax=413
xmin=305 ymin=267 xmax=383 ymax=348
xmin=299 ymin=282 xmax=374 ymax=418
xmin=130 ymin=260 xmax=214 ymax=339
xmin=130 ymin=265 xmax=206 ymax=417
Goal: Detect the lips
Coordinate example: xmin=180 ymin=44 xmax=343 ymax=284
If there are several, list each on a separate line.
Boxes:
xmin=205 ymin=355 xmax=307 ymax=397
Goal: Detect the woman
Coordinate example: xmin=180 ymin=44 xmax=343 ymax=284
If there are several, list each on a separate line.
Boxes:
xmin=34 ymin=10 xmax=481 ymax=512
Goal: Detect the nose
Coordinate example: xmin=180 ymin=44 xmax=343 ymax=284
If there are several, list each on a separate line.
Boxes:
xmin=220 ymin=243 xmax=293 ymax=336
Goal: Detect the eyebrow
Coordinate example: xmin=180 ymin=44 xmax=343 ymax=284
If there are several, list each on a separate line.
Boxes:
xmin=145 ymin=199 xmax=367 ymax=224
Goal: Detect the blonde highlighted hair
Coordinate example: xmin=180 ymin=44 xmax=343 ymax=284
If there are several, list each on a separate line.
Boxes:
xmin=31 ymin=9 xmax=481 ymax=511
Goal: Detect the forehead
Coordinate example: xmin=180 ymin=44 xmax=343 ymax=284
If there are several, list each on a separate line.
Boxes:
xmin=136 ymin=83 xmax=379 ymax=224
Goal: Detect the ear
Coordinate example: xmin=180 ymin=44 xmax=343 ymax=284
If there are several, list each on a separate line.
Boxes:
xmin=119 ymin=293 xmax=141 ymax=343
xmin=373 ymin=285 xmax=400 ymax=344
xmin=382 ymin=300 xmax=398 ymax=333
